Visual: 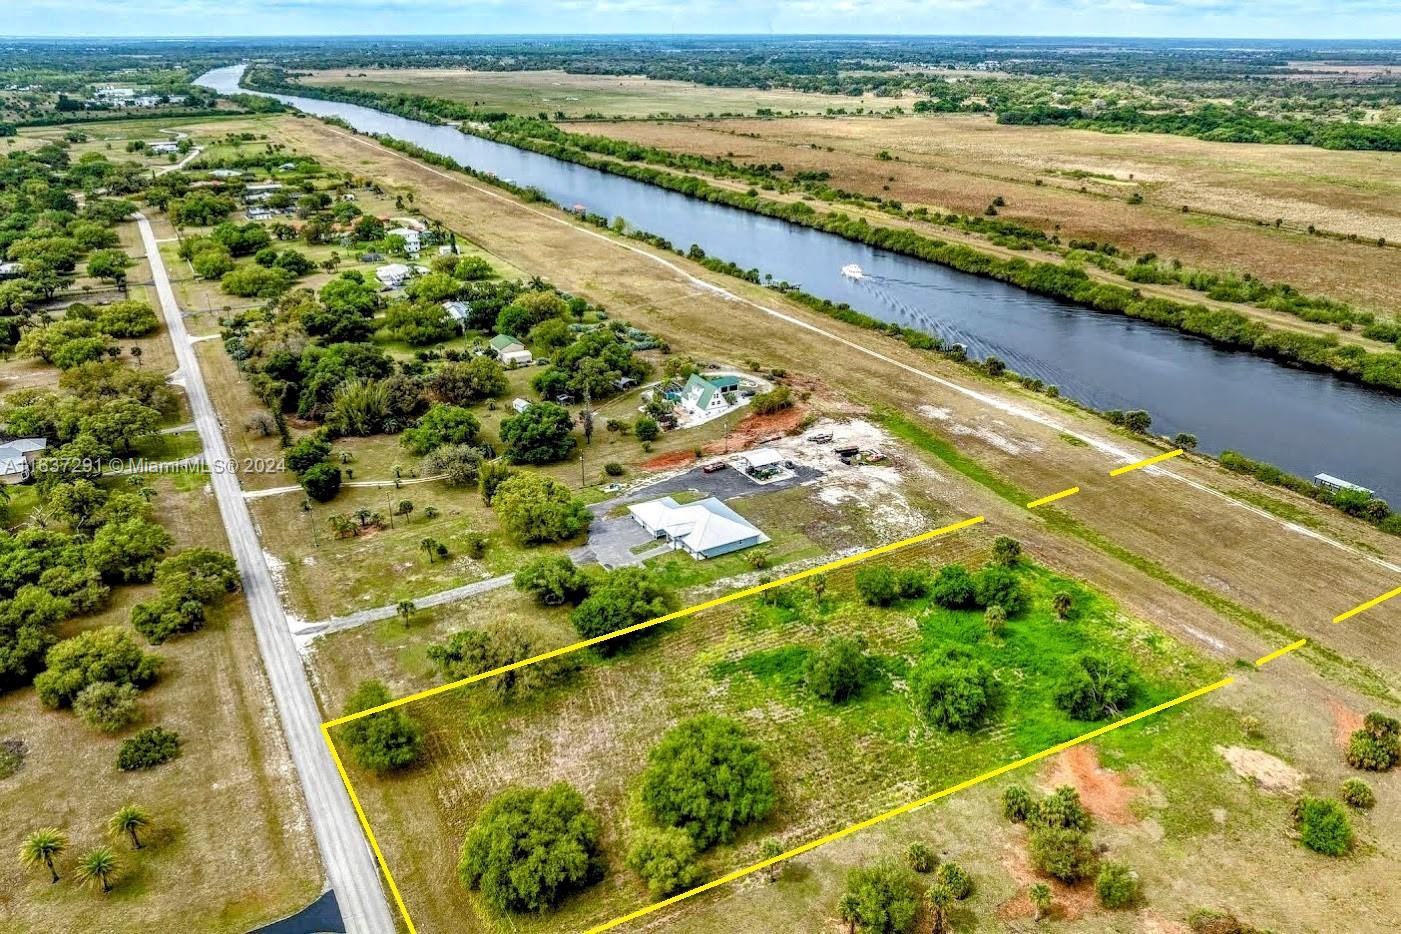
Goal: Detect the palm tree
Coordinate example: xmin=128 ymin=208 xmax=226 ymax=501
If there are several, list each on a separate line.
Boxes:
xmin=927 ymin=881 xmax=956 ymax=934
xmin=19 ymin=828 xmax=67 ymax=883
xmin=1029 ymin=882 xmax=1053 ymax=921
xmin=75 ymin=846 xmax=119 ymax=893
xmin=109 ymin=805 xmax=152 ymax=850
xmin=130 ymin=345 xmax=143 ymax=367
xmin=419 ymin=537 xmax=438 ymax=563
xmin=353 ymin=508 xmax=374 ymax=529
xmin=836 ymin=893 xmax=859 ymax=934
xmin=396 ymin=600 xmax=416 ymax=627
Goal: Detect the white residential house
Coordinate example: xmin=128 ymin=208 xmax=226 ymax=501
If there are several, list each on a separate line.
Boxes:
xmin=443 ymin=301 xmax=472 ymax=328
xmin=490 ymin=333 xmax=533 ymax=367
xmin=376 ymin=263 xmax=414 ymax=289
xmin=628 ymin=495 xmax=769 ymax=560
xmin=209 ymin=169 xmax=244 ymax=179
xmin=511 ymin=398 xmax=532 ymax=414
xmin=147 ymin=140 xmax=180 ymax=155
xmin=0 ymin=438 xmax=48 ymax=484
xmin=387 ymin=227 xmax=422 ymax=257
xmin=243 ymin=182 xmax=283 ymax=202
xmin=0 ymin=261 xmax=24 ymax=279
xmin=679 ymin=373 xmax=741 ymax=416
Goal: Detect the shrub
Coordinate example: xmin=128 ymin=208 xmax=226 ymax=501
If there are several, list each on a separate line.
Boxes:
xmin=1001 ymin=785 xmax=1034 ymax=823
xmin=803 ymin=636 xmax=870 ymax=703
xmin=935 ymin=861 xmax=972 ymax=899
xmin=634 ymin=416 xmax=660 ymax=443
xmin=909 ymin=647 xmax=996 ymax=731
xmin=905 ymin=841 xmax=936 ymax=873
xmin=1187 ymin=908 xmax=1267 ymax=934
xmin=1346 ymin=712 xmax=1400 ymax=771
xmin=299 ymin=461 xmax=342 ymax=502
xmin=991 ymin=535 xmax=1022 ymax=566
xmin=339 ymin=680 xmax=425 ymax=773
xmin=639 ymin=715 xmax=775 ymax=848
xmin=930 ymin=564 xmax=977 ymax=609
xmin=570 ymin=567 xmax=674 ymax=652
xmin=1293 ymin=797 xmax=1353 ymax=856
xmin=603 ymin=461 xmax=625 ymax=477
xmin=426 ymin=623 xmax=577 ymax=698
xmin=1340 ymin=778 xmax=1375 ymax=809
xmin=840 ymin=860 xmax=921 ymax=934
xmin=34 ymin=627 xmax=161 ymax=709
xmin=1095 ymin=861 xmax=1140 ymax=908
xmin=1027 ymin=827 xmax=1097 ymax=882
xmin=514 ymin=555 xmax=589 ymax=606
xmin=1051 ymin=590 xmax=1073 ymax=619
xmin=73 ymin=681 xmax=140 ymax=733
xmin=1031 ymin=785 xmax=1092 ymax=833
xmin=1054 ymin=652 xmax=1135 ymax=721
xmin=751 ymin=385 xmax=793 ymax=416
xmin=973 ymin=565 xmax=1027 ymax=616
xmin=984 ymin=604 xmax=1007 ymax=634
xmin=458 ymin=783 xmax=603 ymax=912
xmin=855 ymin=565 xmax=900 ymax=606
xmin=624 ymin=826 xmax=701 ymax=896
xmin=894 ymin=566 xmax=930 ymax=599
xmin=286 ymin=434 xmax=332 ymax=474
xmin=116 ymin=726 xmax=181 ymax=771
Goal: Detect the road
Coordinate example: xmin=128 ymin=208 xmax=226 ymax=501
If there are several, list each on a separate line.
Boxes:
xmin=135 ymin=212 xmax=396 ymax=934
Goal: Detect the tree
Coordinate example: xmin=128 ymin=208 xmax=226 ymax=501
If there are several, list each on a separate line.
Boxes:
xmin=418 ymin=537 xmax=441 ymax=563
xmin=634 ymin=415 xmax=660 ymax=443
xmin=1294 ymin=797 xmax=1353 ymax=856
xmin=458 ymin=783 xmax=602 ymax=913
xmin=1002 ymin=785 xmax=1035 ymax=822
xmin=855 ymin=565 xmax=900 ymax=607
xmin=500 ymin=401 xmax=576 ymax=464
xmin=221 ymin=263 xmax=294 ymax=299
xmin=1346 ymin=712 xmax=1400 ymax=771
xmin=1095 ymin=861 xmax=1140 ymax=909
xmin=75 ymin=846 xmax=120 ymax=894
xmin=570 ymin=567 xmax=674 ymax=651
xmin=973 ymin=565 xmax=1027 ymax=616
xmin=931 ymin=564 xmax=978 ymax=609
xmin=1031 ymin=785 xmax=1092 ymax=833
xmin=804 ymin=636 xmax=870 ymax=703
xmin=1054 ymin=652 xmax=1135 ymax=721
xmin=286 ymin=434 xmax=332 ymax=474
xmin=751 ymin=385 xmax=794 ymax=416
xmin=759 ymin=837 xmax=785 ymax=882
xmin=299 ymin=461 xmax=342 ymax=503
xmin=991 ymin=535 xmax=1022 ymax=566
xmin=425 ymin=443 xmax=484 ymax=487
xmin=1029 ymin=882 xmax=1053 ymax=920
xmin=984 ymin=604 xmax=1008 ymax=634
xmin=396 ymin=600 xmax=416 ymax=627
xmin=493 ymin=474 xmax=591 ymax=545
xmin=1027 ymin=827 xmax=1096 ymax=882
xmin=1051 ymin=590 xmax=1073 ymax=620
xmin=34 ymin=626 xmax=161 ymax=708
xmin=840 ymin=860 xmax=921 ymax=934
xmin=117 ymin=726 xmax=182 ymax=771
xmin=427 ymin=623 xmax=577 ymax=698
xmin=935 ymin=861 xmax=972 ymax=899
xmin=109 ymin=805 xmax=152 ymax=850
xmin=1341 ymin=778 xmax=1376 ymax=809
xmin=639 ymin=715 xmax=775 ymax=847
xmin=926 ymin=880 xmax=956 ymax=934
xmin=477 ymin=458 xmax=518 ymax=504
xmin=909 ymin=647 xmax=996 ymax=731
xmin=400 ymin=404 xmax=481 ymax=456
xmin=625 ymin=826 xmax=701 ymax=896
xmin=87 ymin=249 xmax=133 ymax=284
xmin=514 ymin=555 xmax=589 ymax=606
xmin=339 ymin=680 xmax=425 ymax=773
xmin=19 ymin=828 xmax=67 ymax=883
xmin=430 ymin=357 xmax=507 ymax=404
xmin=74 ymin=680 xmax=140 ymax=733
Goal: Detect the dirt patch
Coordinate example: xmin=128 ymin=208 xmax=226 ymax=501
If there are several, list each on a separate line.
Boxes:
xmin=1041 ymin=744 xmax=1140 ymax=825
xmin=641 ymin=449 xmax=699 ymax=471
xmin=996 ymin=836 xmax=1095 ymax=921
xmin=702 ymin=404 xmax=808 ymax=454
xmin=1138 ymin=911 xmax=1192 ymax=934
xmin=1327 ymin=697 xmax=1364 ymax=749
xmin=1215 ymin=745 xmax=1305 ymax=793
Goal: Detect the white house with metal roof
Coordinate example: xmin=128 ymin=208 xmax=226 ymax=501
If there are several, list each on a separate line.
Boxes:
xmin=0 ymin=437 xmax=48 ymax=484
xmin=627 ymin=495 xmax=768 ymax=560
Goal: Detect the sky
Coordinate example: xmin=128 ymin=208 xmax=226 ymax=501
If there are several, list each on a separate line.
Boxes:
xmin=2 ymin=0 xmax=1398 ymax=41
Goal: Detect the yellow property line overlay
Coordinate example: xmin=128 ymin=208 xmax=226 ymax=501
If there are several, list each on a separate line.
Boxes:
xmin=1333 ymin=583 xmax=1401 ymax=624
xmin=1255 ymin=638 xmax=1307 ymax=667
xmin=1109 ymin=448 xmax=1183 ymax=477
xmin=1027 ymin=486 xmax=1080 ymax=509
xmin=321 ymin=725 xmax=421 ymax=934
xmin=322 ymin=515 xmax=985 ymax=729
xmin=586 ymin=676 xmax=1235 ymax=933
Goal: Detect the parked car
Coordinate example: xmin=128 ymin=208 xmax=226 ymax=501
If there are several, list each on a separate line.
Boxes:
xmin=808 ymin=432 xmax=834 ymax=443
xmin=702 ymin=462 xmax=728 ymax=473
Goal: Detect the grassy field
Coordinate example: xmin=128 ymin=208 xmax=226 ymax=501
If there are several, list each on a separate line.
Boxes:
xmin=297 ymin=68 xmax=900 ymax=119
xmin=570 ymin=114 xmax=1401 ymax=314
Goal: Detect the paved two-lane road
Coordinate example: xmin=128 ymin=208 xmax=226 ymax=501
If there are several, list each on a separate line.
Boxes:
xmin=135 ymin=213 xmax=395 ymax=934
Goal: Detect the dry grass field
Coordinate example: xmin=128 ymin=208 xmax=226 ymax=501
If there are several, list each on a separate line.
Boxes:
xmin=572 ymin=115 xmax=1401 ymax=313
xmin=297 ymin=68 xmax=898 ymax=119
xmin=258 ymin=116 xmax=1401 ymax=933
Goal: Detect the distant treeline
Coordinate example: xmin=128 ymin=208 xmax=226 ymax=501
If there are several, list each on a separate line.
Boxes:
xmin=997 ymin=103 xmax=1401 ymax=152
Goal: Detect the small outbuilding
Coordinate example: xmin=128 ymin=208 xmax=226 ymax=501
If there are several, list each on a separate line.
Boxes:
xmin=0 ymin=437 xmax=48 ymax=484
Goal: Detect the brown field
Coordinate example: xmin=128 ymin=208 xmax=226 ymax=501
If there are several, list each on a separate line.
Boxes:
xmin=0 ymin=217 xmax=320 ymax=930
xmin=258 ymin=116 xmax=1401 ymax=933
xmin=297 ymin=68 xmax=899 ymax=119
xmin=572 ymin=114 xmax=1401 ymax=313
